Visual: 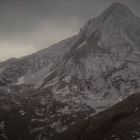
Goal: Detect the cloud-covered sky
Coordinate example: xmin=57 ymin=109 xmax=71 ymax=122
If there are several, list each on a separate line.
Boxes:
xmin=0 ymin=0 xmax=140 ymax=61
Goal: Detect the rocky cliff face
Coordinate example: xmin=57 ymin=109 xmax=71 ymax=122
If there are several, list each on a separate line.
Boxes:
xmin=0 ymin=36 xmax=77 ymax=86
xmin=40 ymin=2 xmax=140 ymax=112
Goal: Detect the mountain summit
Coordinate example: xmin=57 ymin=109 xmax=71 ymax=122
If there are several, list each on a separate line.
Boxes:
xmin=102 ymin=2 xmax=134 ymax=17
xmin=80 ymin=2 xmax=138 ymax=39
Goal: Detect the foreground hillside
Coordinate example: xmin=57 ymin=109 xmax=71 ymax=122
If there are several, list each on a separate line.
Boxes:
xmin=52 ymin=93 xmax=140 ymax=140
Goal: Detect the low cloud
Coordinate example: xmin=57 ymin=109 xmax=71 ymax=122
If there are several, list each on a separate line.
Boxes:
xmin=0 ymin=0 xmax=139 ymax=61
xmin=0 ymin=41 xmax=36 ymax=61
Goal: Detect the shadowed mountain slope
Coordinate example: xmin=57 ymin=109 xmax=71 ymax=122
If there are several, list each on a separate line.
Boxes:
xmin=52 ymin=93 xmax=140 ymax=140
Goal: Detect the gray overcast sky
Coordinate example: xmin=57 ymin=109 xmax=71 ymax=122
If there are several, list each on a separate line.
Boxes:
xmin=0 ymin=0 xmax=140 ymax=61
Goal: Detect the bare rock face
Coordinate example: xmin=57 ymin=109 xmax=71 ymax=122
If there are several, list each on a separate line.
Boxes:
xmin=40 ymin=2 xmax=140 ymax=113
xmin=0 ymin=2 xmax=140 ymax=140
xmin=0 ymin=36 xmax=77 ymax=86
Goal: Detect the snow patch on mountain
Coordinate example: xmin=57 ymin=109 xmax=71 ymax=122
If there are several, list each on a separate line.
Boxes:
xmin=16 ymin=76 xmax=25 ymax=85
xmin=76 ymin=41 xmax=87 ymax=50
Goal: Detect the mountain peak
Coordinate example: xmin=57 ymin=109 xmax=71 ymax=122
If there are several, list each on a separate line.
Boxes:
xmin=102 ymin=2 xmax=134 ymax=18
xmin=80 ymin=2 xmax=135 ymax=38
xmin=109 ymin=2 xmax=128 ymax=8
